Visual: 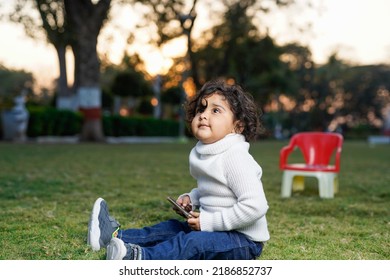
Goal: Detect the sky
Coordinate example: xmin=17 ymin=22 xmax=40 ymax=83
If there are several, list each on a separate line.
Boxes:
xmin=0 ymin=0 xmax=389 ymax=89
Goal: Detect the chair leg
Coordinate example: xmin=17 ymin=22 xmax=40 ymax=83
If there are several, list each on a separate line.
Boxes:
xmin=292 ymin=176 xmax=305 ymax=192
xmin=282 ymin=171 xmax=339 ymax=199
xmin=281 ymin=171 xmax=293 ymax=198
xmin=318 ymin=173 xmax=336 ymax=199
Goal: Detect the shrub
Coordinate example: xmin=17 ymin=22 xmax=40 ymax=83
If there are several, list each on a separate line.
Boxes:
xmin=27 ymin=107 xmax=180 ymax=137
xmin=343 ymin=124 xmax=381 ymax=140
xmin=27 ymin=107 xmax=83 ymax=137
xmin=102 ymin=115 xmax=179 ymax=137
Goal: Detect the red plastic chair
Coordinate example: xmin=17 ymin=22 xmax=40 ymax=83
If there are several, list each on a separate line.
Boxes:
xmin=279 ymin=132 xmax=343 ymax=198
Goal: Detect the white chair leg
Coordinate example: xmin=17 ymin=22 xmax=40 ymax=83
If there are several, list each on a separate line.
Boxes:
xmin=318 ymin=173 xmax=335 ymax=199
xmin=281 ymin=171 xmax=293 ymax=198
xmin=282 ymin=170 xmax=339 ymax=199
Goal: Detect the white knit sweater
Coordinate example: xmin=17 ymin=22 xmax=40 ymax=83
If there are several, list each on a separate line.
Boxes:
xmin=185 ymin=133 xmax=270 ymax=242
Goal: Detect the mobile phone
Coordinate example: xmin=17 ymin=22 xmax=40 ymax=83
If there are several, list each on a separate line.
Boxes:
xmin=166 ymin=196 xmax=193 ymax=218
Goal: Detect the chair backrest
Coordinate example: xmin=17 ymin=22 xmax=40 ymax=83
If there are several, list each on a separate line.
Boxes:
xmin=289 ymin=132 xmax=343 ymax=167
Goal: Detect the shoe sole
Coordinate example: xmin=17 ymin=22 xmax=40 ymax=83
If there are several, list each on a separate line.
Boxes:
xmin=88 ymin=197 xmax=104 ymax=251
xmin=106 ymin=238 xmax=126 ymax=260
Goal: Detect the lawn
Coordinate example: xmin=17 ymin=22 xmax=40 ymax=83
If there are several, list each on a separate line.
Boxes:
xmin=0 ymin=140 xmax=389 ymax=260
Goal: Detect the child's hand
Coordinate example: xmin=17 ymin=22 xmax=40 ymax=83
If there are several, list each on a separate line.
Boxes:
xmin=177 ymin=195 xmax=192 ymax=213
xmin=187 ymin=211 xmax=200 ymax=231
xmin=173 ymin=195 xmax=192 ymax=218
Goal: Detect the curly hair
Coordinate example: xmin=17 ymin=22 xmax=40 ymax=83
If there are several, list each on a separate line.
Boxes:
xmin=184 ymin=79 xmax=263 ymax=142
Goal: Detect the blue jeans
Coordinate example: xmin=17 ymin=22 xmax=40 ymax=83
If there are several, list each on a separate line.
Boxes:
xmin=118 ymin=219 xmax=263 ymax=260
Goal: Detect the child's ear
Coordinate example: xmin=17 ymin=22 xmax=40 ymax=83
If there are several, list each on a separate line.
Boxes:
xmin=234 ymin=121 xmax=244 ymax=134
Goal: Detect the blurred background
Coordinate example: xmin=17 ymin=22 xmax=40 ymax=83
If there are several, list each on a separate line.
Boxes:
xmin=0 ymin=0 xmax=389 ymax=142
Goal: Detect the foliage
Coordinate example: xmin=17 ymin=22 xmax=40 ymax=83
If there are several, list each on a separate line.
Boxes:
xmin=307 ymin=56 xmax=390 ymax=132
xmin=161 ymin=86 xmax=182 ymax=105
xmin=137 ymin=0 xmax=197 ymax=46
xmin=108 ymin=54 xmax=153 ymax=99
xmin=281 ymin=43 xmax=315 ymax=98
xmin=110 ymin=71 xmax=152 ymax=98
xmin=138 ymin=0 xmax=295 ymax=89
xmin=102 ymin=115 xmax=179 ymax=137
xmin=9 ymin=0 xmax=45 ymax=40
xmin=100 ymin=54 xmax=154 ymax=114
xmin=0 ymin=65 xmax=34 ymax=110
xmin=10 ymin=0 xmax=71 ymax=98
xmin=341 ymin=64 xmax=390 ymax=126
xmin=25 ymin=106 xmax=180 ymax=137
xmin=136 ymin=0 xmax=201 ymax=88
xmin=343 ymin=124 xmax=381 ymax=140
xmin=27 ymin=106 xmax=83 ymax=137
xmin=190 ymin=1 xmax=299 ymax=106
xmin=0 ymin=141 xmax=388 ymax=259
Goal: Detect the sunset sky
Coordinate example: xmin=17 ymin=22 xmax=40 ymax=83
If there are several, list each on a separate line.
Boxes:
xmin=0 ymin=0 xmax=389 ymax=88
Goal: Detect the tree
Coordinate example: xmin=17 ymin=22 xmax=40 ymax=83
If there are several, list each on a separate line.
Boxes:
xmin=138 ymin=0 xmax=200 ymax=88
xmin=310 ymin=54 xmax=347 ymax=130
xmin=64 ymin=0 xmax=112 ymax=141
xmin=194 ymin=1 xmax=296 ymax=104
xmin=7 ymin=0 xmax=112 ymax=141
xmin=109 ymin=56 xmax=154 ymax=116
xmin=339 ymin=64 xmax=390 ymax=131
xmin=9 ymin=0 xmax=72 ymax=109
xmin=278 ymin=43 xmax=316 ymax=131
xmin=133 ymin=0 xmax=201 ymax=137
xmin=281 ymin=43 xmax=315 ymax=101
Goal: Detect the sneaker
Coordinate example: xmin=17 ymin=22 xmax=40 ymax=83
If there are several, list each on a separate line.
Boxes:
xmin=87 ymin=197 xmax=121 ymax=251
xmin=106 ymin=238 xmax=143 ymax=260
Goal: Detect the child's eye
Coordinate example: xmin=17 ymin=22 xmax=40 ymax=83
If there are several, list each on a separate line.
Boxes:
xmin=196 ymin=107 xmax=205 ymax=114
xmin=212 ymin=108 xmax=221 ymax=113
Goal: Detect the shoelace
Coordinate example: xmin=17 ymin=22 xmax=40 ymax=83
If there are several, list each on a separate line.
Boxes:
xmin=112 ymin=227 xmax=120 ymax=238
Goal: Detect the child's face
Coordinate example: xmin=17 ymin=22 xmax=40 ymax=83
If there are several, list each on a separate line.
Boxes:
xmin=191 ymin=93 xmax=240 ymax=144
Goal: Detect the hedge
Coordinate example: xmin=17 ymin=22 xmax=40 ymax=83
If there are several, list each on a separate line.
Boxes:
xmin=102 ymin=115 xmax=179 ymax=137
xmin=26 ymin=107 xmax=180 ymax=137
xmin=27 ymin=107 xmax=83 ymax=137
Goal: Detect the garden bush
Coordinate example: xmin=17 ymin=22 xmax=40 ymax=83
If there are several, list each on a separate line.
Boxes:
xmin=26 ymin=107 xmax=180 ymax=137
xmin=27 ymin=106 xmax=83 ymax=137
xmin=102 ymin=115 xmax=179 ymax=137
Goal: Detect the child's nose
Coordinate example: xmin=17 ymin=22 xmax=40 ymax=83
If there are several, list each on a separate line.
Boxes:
xmin=199 ymin=111 xmax=208 ymax=120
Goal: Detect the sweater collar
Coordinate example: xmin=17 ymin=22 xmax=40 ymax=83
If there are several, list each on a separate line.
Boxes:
xmin=195 ymin=133 xmax=246 ymax=155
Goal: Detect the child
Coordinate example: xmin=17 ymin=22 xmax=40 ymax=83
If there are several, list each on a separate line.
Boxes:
xmin=87 ymin=79 xmax=270 ymax=260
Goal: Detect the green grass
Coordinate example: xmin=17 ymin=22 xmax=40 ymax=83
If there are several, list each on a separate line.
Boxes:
xmin=0 ymin=140 xmax=389 ymax=260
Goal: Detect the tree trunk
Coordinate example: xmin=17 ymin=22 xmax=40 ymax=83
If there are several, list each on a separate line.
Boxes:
xmin=64 ymin=0 xmax=111 ymax=142
xmin=55 ymin=44 xmax=76 ymax=110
